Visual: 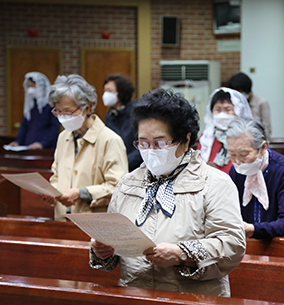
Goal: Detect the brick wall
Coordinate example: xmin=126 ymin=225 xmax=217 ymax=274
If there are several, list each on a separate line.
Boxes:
xmin=0 ymin=3 xmax=137 ymax=134
xmin=151 ymin=0 xmax=240 ymax=89
xmin=0 ymin=0 xmax=240 ymax=134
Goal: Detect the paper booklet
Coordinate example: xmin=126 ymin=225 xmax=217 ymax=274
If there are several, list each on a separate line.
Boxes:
xmin=1 ymin=172 xmax=62 ymax=197
xmin=3 ymin=145 xmax=28 ymax=151
xmin=65 ymin=212 xmax=156 ymax=258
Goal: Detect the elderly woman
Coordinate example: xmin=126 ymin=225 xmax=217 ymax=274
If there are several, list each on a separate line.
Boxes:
xmin=227 ymin=117 xmax=284 ymax=239
xmin=198 ymin=87 xmax=252 ymax=174
xmin=103 ymin=73 xmax=142 ymax=171
xmin=90 ymin=88 xmax=246 ymax=297
xmin=9 ymin=72 xmax=61 ymax=149
xmin=41 ymin=74 xmax=128 ymax=220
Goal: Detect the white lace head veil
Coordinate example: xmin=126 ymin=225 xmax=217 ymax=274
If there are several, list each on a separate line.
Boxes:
xmin=23 ymin=72 xmax=51 ymax=121
xmin=199 ymin=87 xmax=253 ymax=162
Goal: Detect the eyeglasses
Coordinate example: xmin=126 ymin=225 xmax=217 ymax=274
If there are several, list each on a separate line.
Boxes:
xmin=212 ymin=108 xmax=235 ymax=115
xmin=133 ymin=140 xmax=175 ymax=150
xmin=51 ymin=105 xmax=82 ymax=118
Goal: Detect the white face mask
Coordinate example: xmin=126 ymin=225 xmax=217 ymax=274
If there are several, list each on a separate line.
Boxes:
xmin=233 ymin=151 xmax=263 ymax=176
xmin=139 ymin=144 xmax=183 ymax=176
xmin=102 ymin=91 xmax=118 ymax=107
xmin=58 ymin=107 xmax=87 ymax=132
xmin=213 ymin=112 xmax=236 ymax=131
xmin=26 ymin=87 xmax=37 ymax=98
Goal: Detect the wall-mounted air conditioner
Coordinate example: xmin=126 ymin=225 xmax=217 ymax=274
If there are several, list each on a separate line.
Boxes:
xmin=160 ymin=60 xmax=221 ymax=133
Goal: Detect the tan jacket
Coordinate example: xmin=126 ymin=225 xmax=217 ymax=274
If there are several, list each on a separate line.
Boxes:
xmin=249 ymin=93 xmax=272 ymax=141
xmin=50 ymin=115 xmax=128 ymax=220
xmin=103 ymin=150 xmax=246 ymax=296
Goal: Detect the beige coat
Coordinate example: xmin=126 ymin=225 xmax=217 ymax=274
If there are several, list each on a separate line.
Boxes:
xmin=103 ymin=150 xmax=246 ymax=296
xmin=249 ymin=93 xmax=272 ymax=141
xmin=50 ymin=115 xmax=128 ymax=220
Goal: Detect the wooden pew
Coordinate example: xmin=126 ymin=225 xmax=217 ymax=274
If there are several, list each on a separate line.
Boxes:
xmin=268 ymin=143 xmax=284 ymax=155
xmin=0 ymin=145 xmax=54 ymax=169
xmin=0 ymin=153 xmax=54 ymax=169
xmin=0 ymin=135 xmax=16 ymax=146
xmin=0 ymin=235 xmax=117 ymax=284
xmin=0 ymin=235 xmax=283 ymax=302
xmin=2 ymin=216 xmax=284 ymax=257
xmin=0 ymin=168 xmax=53 ymax=217
xmin=246 ymin=237 xmax=284 ymax=258
xmin=0 ymin=146 xmax=54 ymax=216
xmin=0 ymin=145 xmax=55 ymax=157
xmin=0 ymin=274 xmax=280 ymax=305
xmin=229 ymin=254 xmax=284 ymax=302
xmin=2 ymin=217 xmax=284 ymax=257
xmin=0 ymin=216 xmax=89 ymax=241
xmin=0 ymin=176 xmax=21 ymax=215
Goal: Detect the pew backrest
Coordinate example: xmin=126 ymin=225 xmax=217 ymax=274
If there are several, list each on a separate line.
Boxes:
xmin=0 ymin=235 xmax=283 ymax=302
xmin=0 ymin=216 xmax=89 ymax=241
xmin=0 ymin=274 xmax=281 ymax=305
xmin=246 ymin=237 xmax=284 ymax=257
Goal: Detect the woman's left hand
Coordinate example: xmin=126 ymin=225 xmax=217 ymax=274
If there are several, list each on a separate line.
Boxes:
xmin=243 ymin=221 xmax=255 ymax=238
xmin=27 ymin=142 xmax=43 ymax=150
xmin=143 ymin=243 xmax=181 ymax=268
xmin=56 ymin=188 xmax=80 ymax=207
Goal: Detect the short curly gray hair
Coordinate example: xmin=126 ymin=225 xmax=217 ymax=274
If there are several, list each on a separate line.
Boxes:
xmin=49 ymin=74 xmax=97 ymax=114
xmin=227 ymin=117 xmax=267 ymax=150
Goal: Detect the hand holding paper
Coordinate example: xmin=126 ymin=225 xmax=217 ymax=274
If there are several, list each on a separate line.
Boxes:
xmin=1 ymin=172 xmax=61 ymax=197
xmin=66 ymin=213 xmax=156 ymax=257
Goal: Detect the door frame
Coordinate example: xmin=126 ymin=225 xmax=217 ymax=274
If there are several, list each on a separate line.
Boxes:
xmin=6 ymin=46 xmax=62 ymax=135
xmin=81 ymin=48 xmax=136 ymax=84
xmin=81 ymin=48 xmax=136 ymax=120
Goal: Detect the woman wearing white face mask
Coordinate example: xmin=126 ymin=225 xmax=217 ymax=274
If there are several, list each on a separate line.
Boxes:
xmin=8 ymin=72 xmax=61 ymax=150
xmin=227 ymin=117 xmax=284 ymax=239
xmin=102 ymin=73 xmax=142 ymax=172
xmin=41 ymin=74 xmax=128 ymax=220
xmin=198 ymin=87 xmax=253 ymax=174
xmin=90 ymin=88 xmax=246 ymax=297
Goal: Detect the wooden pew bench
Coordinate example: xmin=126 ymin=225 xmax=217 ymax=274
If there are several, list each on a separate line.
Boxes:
xmin=0 ymin=146 xmax=54 ymax=217
xmin=246 ymin=237 xmax=284 ymax=257
xmin=0 ymin=154 xmax=54 ymax=169
xmin=1 ymin=216 xmax=284 ymax=257
xmin=1 ymin=274 xmax=280 ymax=305
xmin=0 ymin=216 xmax=89 ymax=241
xmin=0 ymin=168 xmax=53 ymax=217
xmin=0 ymin=235 xmax=116 ymax=284
xmin=229 ymin=254 xmax=284 ymax=302
xmin=0 ymin=235 xmax=283 ymax=302
xmin=0 ymin=176 xmax=21 ymax=215
xmin=6 ymin=273 xmax=284 ymax=305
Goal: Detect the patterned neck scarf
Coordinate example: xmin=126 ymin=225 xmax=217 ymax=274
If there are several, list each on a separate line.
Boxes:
xmin=136 ymin=150 xmax=192 ymax=227
xmin=213 ymin=128 xmax=230 ymax=167
xmin=243 ymin=150 xmax=269 ymax=210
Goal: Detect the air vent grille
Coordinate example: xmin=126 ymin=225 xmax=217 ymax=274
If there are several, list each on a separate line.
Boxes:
xmin=161 ymin=64 xmax=209 ymax=81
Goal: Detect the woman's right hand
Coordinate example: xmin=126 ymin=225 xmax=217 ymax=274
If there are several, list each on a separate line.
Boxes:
xmin=40 ymin=194 xmax=57 ymax=206
xmin=8 ymin=141 xmax=19 ymax=147
xmin=91 ymin=238 xmax=114 ymax=259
